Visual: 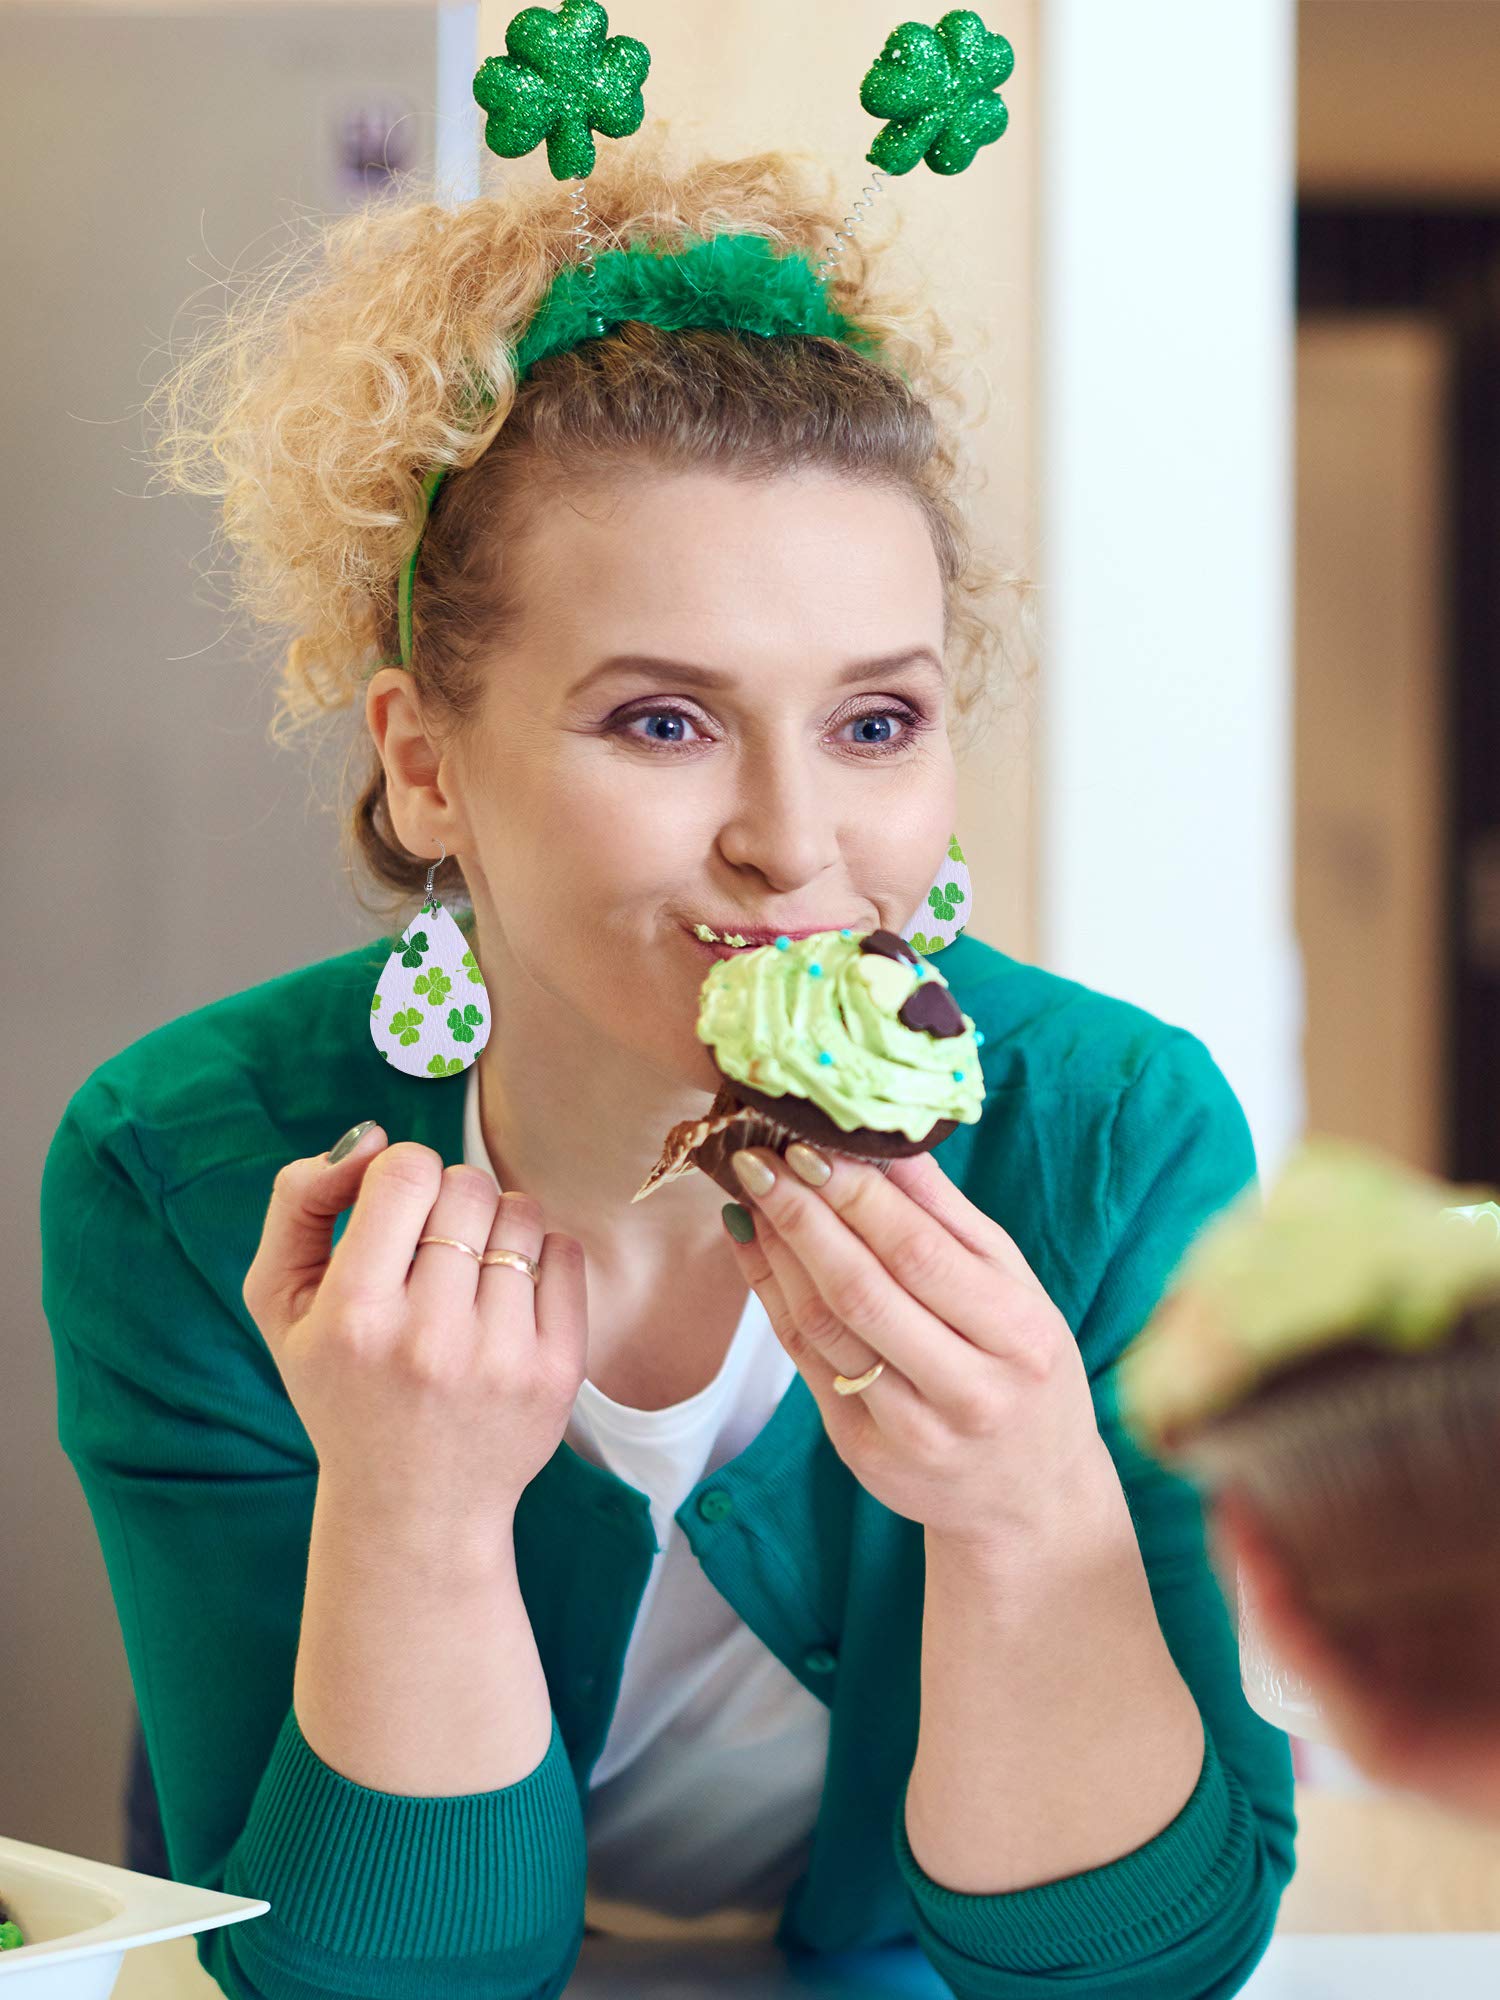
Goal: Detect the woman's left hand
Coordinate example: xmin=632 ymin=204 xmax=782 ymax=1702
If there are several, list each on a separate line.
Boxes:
xmin=722 ymin=1141 xmax=1113 ymax=1552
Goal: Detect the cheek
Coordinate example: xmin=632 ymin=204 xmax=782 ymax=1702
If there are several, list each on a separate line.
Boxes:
xmin=549 ymin=756 xmax=710 ymax=882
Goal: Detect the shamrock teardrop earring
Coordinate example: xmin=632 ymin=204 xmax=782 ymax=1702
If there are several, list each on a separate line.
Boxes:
xmin=369 ymin=841 xmax=492 ymax=1077
xmin=899 ymin=832 xmax=972 ymax=955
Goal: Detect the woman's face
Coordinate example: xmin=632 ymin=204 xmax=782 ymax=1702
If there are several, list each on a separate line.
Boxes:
xmin=445 ymin=467 xmax=957 ymax=1096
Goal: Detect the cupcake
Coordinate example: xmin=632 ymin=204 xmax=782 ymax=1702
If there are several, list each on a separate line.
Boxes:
xmin=1117 ymin=1135 xmax=1500 ymax=1720
xmin=632 ymin=927 xmax=985 ymax=1204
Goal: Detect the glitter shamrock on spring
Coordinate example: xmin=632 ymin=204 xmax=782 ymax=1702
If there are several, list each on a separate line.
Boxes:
xmin=860 ymin=10 xmax=1014 ymax=176
xmin=472 ymin=0 xmax=652 ymax=183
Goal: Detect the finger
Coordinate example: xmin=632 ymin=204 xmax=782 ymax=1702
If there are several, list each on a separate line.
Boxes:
xmin=248 ymin=1123 xmax=388 ymax=1332
xmin=752 ymin=1213 xmax=886 ymax=1388
xmin=732 ymin=1146 xmax=1007 ymax=1399
xmin=406 ymin=1164 xmax=501 ymax=1313
xmin=475 ymin=1190 xmax=546 ymax=1323
xmin=884 ymin=1149 xmax=1037 ymax=1281
xmin=780 ymin=1144 xmax=1039 ymax=1362
xmin=729 ymin=1214 xmax=901 ymax=1424
xmin=720 ymin=1211 xmax=823 ymax=1382
xmin=533 ymin=1231 xmax=589 ymax=1382
xmin=734 ymin=1152 xmax=963 ymax=1411
xmin=322 ymin=1140 xmax=446 ymax=1302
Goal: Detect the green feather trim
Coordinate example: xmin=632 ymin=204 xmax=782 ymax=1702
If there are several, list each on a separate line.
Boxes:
xmin=513 ymin=231 xmax=881 ymax=375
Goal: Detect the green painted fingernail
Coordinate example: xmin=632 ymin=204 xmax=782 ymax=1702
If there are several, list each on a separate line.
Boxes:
xmin=721 ymin=1202 xmax=756 ymax=1244
xmin=328 ymin=1120 xmax=376 ymax=1163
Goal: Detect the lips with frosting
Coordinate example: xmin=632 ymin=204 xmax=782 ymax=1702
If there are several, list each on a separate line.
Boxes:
xmin=632 ymin=927 xmax=985 ymax=1203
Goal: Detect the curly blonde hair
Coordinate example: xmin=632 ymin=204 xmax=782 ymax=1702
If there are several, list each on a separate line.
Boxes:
xmin=142 ymin=122 xmax=1031 ymax=929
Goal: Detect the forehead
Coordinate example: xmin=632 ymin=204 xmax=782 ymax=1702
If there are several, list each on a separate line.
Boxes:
xmin=517 ymin=468 xmax=945 ymax=655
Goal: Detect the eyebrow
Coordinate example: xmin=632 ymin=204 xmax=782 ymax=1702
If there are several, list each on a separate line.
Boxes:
xmin=567 ymin=646 xmax=945 ymax=700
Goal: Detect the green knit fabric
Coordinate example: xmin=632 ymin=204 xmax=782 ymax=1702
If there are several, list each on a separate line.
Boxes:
xmin=39 ymin=930 xmax=1295 ymax=2000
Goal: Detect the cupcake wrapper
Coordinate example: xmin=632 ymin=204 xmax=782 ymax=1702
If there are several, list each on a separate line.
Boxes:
xmin=692 ymin=1107 xmax=896 ymax=1204
xmin=631 ymin=1083 xmax=894 ymax=1205
xmin=1174 ymin=1335 xmax=1500 ymax=1716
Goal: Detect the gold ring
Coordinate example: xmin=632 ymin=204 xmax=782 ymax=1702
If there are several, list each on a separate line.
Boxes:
xmin=415 ymin=1233 xmax=481 ymax=1262
xmin=481 ymin=1247 xmax=540 ymax=1283
xmin=832 ymin=1360 xmax=886 ymax=1396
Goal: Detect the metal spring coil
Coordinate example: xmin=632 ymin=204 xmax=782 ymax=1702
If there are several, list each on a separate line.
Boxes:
xmin=568 ymin=177 xmax=598 ymax=279
xmin=813 ymin=167 xmax=889 ymax=282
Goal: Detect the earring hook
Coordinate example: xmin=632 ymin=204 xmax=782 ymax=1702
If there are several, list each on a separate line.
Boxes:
xmin=424 ymin=839 xmax=446 ymax=907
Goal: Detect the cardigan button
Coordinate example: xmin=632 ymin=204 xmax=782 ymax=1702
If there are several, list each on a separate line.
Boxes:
xmin=697 ymin=1489 xmax=734 ymax=1523
xmin=803 ymin=1645 xmax=838 ymax=1675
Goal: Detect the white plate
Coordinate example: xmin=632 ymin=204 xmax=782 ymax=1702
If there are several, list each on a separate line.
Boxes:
xmin=0 ymin=1834 xmax=267 ymax=1996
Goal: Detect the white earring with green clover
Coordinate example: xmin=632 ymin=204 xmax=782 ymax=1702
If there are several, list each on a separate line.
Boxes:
xmin=900 ymin=832 xmax=971 ymax=955
xmin=369 ymin=842 xmax=492 ymax=1077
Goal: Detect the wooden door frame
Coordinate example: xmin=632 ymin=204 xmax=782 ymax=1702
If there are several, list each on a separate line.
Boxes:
xmin=1298 ymin=203 xmax=1500 ymax=1181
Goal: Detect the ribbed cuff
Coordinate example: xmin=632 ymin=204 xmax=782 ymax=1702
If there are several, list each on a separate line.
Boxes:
xmin=892 ymin=1728 xmax=1249 ymax=1979
xmin=224 ymin=1704 xmax=585 ymax=1962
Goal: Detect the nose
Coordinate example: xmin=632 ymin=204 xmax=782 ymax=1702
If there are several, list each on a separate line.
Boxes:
xmin=714 ymin=753 xmax=841 ymax=892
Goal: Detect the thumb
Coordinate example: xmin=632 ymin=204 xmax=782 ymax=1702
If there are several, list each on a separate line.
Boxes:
xmin=243 ymin=1120 xmax=387 ymax=1335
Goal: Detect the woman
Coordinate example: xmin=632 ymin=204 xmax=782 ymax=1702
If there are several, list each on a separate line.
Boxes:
xmin=41 ymin=143 xmax=1295 ymax=1999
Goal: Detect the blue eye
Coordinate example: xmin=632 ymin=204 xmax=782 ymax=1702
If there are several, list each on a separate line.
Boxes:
xmin=613 ymin=702 xmax=927 ymax=757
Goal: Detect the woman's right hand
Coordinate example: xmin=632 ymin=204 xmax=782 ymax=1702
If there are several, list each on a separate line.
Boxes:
xmin=241 ymin=1122 xmax=589 ymax=1547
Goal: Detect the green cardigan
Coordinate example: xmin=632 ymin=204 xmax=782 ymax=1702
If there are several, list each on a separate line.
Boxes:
xmin=39 ymin=929 xmax=1296 ymax=2000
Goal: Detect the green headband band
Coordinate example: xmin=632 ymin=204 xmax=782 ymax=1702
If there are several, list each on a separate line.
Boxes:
xmin=392 ymin=230 xmax=885 ymax=670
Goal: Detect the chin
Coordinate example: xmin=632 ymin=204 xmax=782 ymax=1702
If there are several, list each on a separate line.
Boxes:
xmin=687 ymin=1043 xmax=726 ymax=1099
xmin=657 ymin=1039 xmax=726 ymax=1101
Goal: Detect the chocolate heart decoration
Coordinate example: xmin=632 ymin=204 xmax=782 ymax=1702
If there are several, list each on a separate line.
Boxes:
xmin=858 ymin=928 xmax=920 ymax=966
xmin=898 ymin=979 xmax=966 ymax=1039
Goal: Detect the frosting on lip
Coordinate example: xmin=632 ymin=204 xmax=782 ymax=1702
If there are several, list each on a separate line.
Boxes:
xmin=693 ymin=927 xmax=985 ymax=1141
xmin=1117 ymin=1134 xmax=1500 ymax=1450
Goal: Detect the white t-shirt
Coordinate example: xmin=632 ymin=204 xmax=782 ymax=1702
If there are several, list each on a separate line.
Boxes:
xmin=463 ymin=1065 xmax=831 ymax=1941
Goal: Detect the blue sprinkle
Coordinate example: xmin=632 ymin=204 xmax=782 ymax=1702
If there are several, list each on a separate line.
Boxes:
xmin=952 ymin=1070 xmax=964 ymax=1082
xmin=774 ymin=935 xmax=790 ymax=950
xmin=974 ymin=1029 xmax=986 ymax=1047
xmin=839 ymin=928 xmax=853 ymax=938
xmin=809 ymin=964 xmax=821 ymax=977
xmin=817 ymin=1051 xmax=833 ymax=1065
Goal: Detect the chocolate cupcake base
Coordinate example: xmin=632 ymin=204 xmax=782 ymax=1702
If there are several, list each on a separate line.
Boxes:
xmin=631 ymin=1073 xmax=957 ymax=1206
xmin=1169 ymin=1309 xmax=1500 ymax=1719
xmin=726 ymin=1074 xmax=959 ymax=1161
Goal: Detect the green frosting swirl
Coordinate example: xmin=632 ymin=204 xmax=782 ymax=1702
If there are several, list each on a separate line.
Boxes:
xmin=695 ymin=930 xmax=984 ymax=1141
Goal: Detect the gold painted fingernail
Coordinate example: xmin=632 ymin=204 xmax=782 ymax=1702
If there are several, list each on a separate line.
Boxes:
xmin=785 ymin=1143 xmax=831 ymax=1187
xmin=732 ymin=1149 xmax=776 ymax=1197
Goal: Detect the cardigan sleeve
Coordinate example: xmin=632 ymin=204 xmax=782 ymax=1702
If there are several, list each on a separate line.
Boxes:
xmin=891 ymin=1031 xmax=1298 ymax=1999
xmin=39 ymin=1072 xmax=587 ymax=2000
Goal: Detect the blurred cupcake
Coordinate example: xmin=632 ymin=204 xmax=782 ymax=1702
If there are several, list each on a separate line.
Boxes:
xmin=632 ymin=927 xmax=985 ymax=1204
xmin=1117 ymin=1136 xmax=1500 ymax=1721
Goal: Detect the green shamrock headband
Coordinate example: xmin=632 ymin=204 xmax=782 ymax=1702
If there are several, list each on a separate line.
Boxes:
xmin=389 ymin=2 xmax=1015 ymax=671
